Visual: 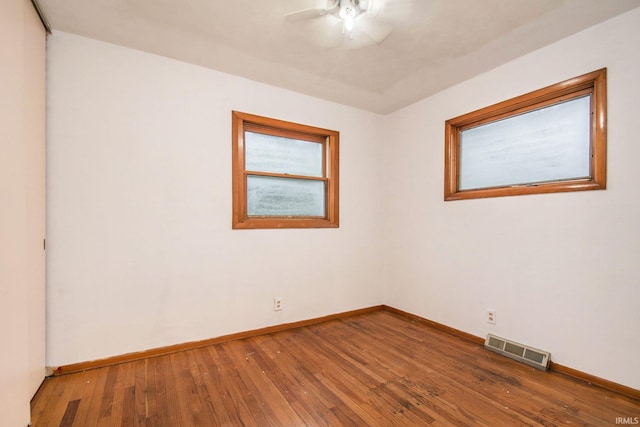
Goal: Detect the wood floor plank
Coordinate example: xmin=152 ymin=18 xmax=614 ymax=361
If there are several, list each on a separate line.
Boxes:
xmin=119 ymin=386 xmax=136 ymax=427
xmin=134 ymin=359 xmax=150 ymax=424
xmin=96 ymin=365 xmax=120 ymax=421
xmin=29 ymin=380 xmax=54 ymax=425
xmin=149 ymin=354 xmax=179 ymax=426
xmin=285 ymin=326 xmax=434 ymax=426
xmin=31 ymin=310 xmax=640 ymax=426
xmin=252 ymin=334 xmax=348 ymax=426
xmin=218 ymin=341 xmax=291 ymax=426
xmin=101 ymin=363 xmax=128 ymax=426
xmin=308 ymin=320 xmax=442 ymax=423
xmin=382 ymin=311 xmax=638 ymax=422
xmin=67 ymin=367 xmax=109 ymax=426
xmin=348 ymin=312 xmax=569 ymax=425
xmin=206 ymin=345 xmax=271 ymax=426
xmin=232 ymin=340 xmax=307 ymax=426
xmin=31 ymin=375 xmax=78 ymax=427
xmin=190 ymin=346 xmax=236 ymax=425
xmin=169 ymin=351 xmax=207 ymax=427
xmin=315 ymin=318 xmax=513 ymax=426
xmin=59 ymin=399 xmax=80 ymax=427
xmin=344 ymin=315 xmax=532 ymax=423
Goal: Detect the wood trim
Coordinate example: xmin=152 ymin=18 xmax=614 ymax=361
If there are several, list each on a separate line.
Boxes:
xmin=591 ymin=68 xmax=608 ymax=190
xmin=550 ymin=362 xmax=640 ymax=401
xmin=231 ymin=110 xmax=339 ymax=229
xmin=244 ymin=122 xmax=328 ymax=143
xmin=51 ymin=304 xmax=639 ymax=402
xmin=231 ymin=111 xmax=245 ymax=227
xmin=382 ymin=305 xmax=640 ymax=402
xmin=246 ymin=171 xmax=328 ymax=182
xmin=444 ymin=68 xmax=607 ymax=201
xmin=51 ymin=306 xmax=385 ymax=376
xmin=382 ymin=306 xmax=485 ymax=345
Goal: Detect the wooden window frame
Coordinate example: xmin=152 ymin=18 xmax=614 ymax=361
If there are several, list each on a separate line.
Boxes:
xmin=232 ymin=111 xmax=339 ymax=229
xmin=444 ymin=68 xmax=607 ymax=201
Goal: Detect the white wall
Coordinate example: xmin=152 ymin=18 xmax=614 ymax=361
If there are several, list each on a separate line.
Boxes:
xmin=381 ymin=8 xmax=640 ymax=390
xmin=46 ymin=32 xmax=386 ymax=367
xmin=48 ymin=8 xmax=640 ymax=391
xmin=0 ymin=0 xmax=46 ymax=425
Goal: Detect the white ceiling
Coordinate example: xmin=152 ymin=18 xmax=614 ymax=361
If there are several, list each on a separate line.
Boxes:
xmin=39 ymin=0 xmax=640 ymax=114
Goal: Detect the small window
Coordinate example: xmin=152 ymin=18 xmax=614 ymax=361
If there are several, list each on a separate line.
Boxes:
xmin=444 ymin=68 xmax=607 ymax=201
xmin=232 ymin=111 xmax=339 ymax=229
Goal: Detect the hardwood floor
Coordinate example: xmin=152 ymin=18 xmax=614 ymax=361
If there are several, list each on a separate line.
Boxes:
xmin=31 ymin=310 xmax=639 ymax=426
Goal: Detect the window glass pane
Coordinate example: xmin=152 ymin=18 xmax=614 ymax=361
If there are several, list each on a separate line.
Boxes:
xmin=247 ymin=175 xmax=325 ymax=217
xmin=245 ymin=132 xmax=323 ymax=177
xmin=459 ymin=95 xmax=591 ymax=190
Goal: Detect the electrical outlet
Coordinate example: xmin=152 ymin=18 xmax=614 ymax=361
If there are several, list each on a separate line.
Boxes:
xmin=487 ymin=309 xmax=496 ymax=325
xmin=274 ymin=297 xmax=283 ymax=311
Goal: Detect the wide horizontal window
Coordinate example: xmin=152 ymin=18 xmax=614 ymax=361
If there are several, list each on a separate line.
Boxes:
xmin=232 ymin=111 xmax=339 ymax=229
xmin=445 ymin=68 xmax=607 ymax=200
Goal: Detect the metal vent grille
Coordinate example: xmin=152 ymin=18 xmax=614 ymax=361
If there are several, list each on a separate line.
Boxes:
xmin=524 ymin=348 xmax=546 ymax=364
xmin=488 ymin=336 xmax=505 ymax=350
xmin=504 ymin=342 xmax=525 ymax=357
xmin=484 ymin=334 xmax=550 ymax=371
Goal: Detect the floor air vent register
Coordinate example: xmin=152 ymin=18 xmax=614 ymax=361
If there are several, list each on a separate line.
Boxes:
xmin=484 ymin=334 xmax=551 ymax=371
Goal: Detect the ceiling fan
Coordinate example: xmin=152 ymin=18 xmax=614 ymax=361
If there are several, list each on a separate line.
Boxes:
xmin=285 ymin=0 xmax=394 ymax=47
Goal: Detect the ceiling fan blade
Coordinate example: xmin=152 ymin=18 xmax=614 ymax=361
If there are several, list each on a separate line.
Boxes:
xmin=284 ymin=0 xmax=336 ymax=22
xmin=363 ymin=0 xmax=384 ymax=19
xmin=358 ymin=15 xmax=393 ymax=43
xmin=285 ymin=7 xmax=325 ymax=22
